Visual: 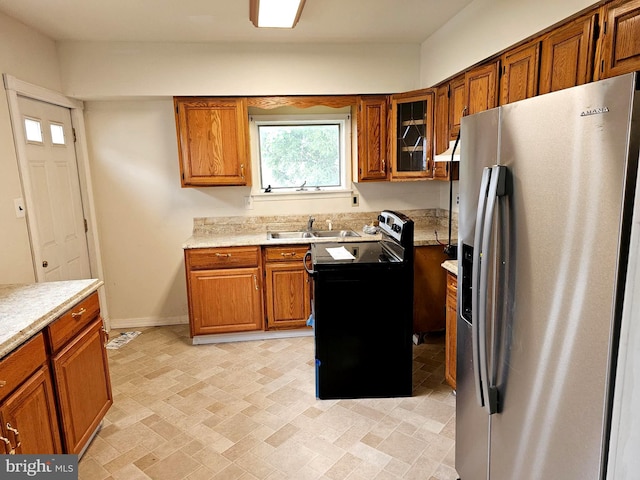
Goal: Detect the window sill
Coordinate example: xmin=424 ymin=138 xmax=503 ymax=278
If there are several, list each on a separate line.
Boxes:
xmin=250 ymin=189 xmax=353 ymax=202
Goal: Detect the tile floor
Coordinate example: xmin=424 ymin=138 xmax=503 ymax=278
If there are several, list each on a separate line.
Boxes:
xmin=79 ymin=325 xmax=458 ymax=480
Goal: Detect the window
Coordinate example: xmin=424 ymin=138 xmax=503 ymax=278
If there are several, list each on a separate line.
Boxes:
xmin=50 ymin=123 xmax=66 ymax=145
xmin=251 ymin=114 xmax=351 ymax=194
xmin=24 ymin=117 xmax=43 ymax=143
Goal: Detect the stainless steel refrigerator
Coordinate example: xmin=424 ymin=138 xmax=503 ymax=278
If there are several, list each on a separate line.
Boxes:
xmin=456 ymin=72 xmax=640 ymax=480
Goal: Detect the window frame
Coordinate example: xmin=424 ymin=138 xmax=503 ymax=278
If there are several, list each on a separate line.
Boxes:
xmin=249 ymin=113 xmax=352 ymax=200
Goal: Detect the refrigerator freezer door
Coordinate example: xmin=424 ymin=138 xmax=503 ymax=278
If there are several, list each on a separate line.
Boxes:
xmin=456 ymin=107 xmax=500 ymax=480
xmin=488 ymin=74 xmax=639 ymax=479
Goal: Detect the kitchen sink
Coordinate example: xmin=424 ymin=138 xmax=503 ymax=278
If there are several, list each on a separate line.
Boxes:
xmin=267 ymin=231 xmax=314 ymax=239
xmin=311 ymin=230 xmax=360 ymax=238
xmin=266 ymin=230 xmax=360 ymax=240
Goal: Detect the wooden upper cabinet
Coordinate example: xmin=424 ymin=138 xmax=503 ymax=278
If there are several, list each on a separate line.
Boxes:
xmin=356 ymin=96 xmax=389 ymax=181
xmin=390 ymin=90 xmax=435 ymax=180
xmin=598 ymin=0 xmax=640 ymax=79
xmin=500 ymin=41 xmax=540 ymax=105
xmin=539 ymin=13 xmax=598 ymax=94
xmin=449 ymin=75 xmax=465 ymax=141
xmin=174 ymin=97 xmax=251 ymax=187
xmin=434 ymin=86 xmax=450 ymax=156
xmin=465 ymin=61 xmax=500 ymax=116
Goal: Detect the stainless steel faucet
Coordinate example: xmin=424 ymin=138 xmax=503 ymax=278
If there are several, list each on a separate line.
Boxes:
xmin=307 ymin=216 xmax=315 ymax=231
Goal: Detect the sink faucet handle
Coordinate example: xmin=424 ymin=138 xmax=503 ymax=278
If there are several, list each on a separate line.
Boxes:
xmin=307 ymin=216 xmax=315 ymax=230
xmin=325 ymin=219 xmax=333 ymax=231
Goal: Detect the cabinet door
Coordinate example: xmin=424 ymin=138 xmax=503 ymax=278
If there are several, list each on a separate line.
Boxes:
xmin=444 ymin=273 xmax=457 ymax=390
xmin=390 ymin=91 xmax=435 ymax=180
xmin=434 ymin=85 xmax=450 ymax=156
xmin=449 ymin=75 xmax=466 ymax=141
xmin=539 ymin=13 xmax=598 ymax=94
xmin=598 ymin=0 xmax=640 ymax=79
xmin=265 ymin=262 xmax=312 ymax=330
xmin=0 ymin=365 xmax=62 ymax=454
xmin=52 ymin=318 xmax=113 ymax=454
xmin=189 ymin=267 xmax=264 ymax=335
xmin=500 ymin=41 xmax=540 ymax=105
xmin=465 ymin=61 xmax=500 ymax=116
xmin=356 ymin=96 xmax=389 ymax=181
xmin=175 ymin=97 xmax=250 ymax=187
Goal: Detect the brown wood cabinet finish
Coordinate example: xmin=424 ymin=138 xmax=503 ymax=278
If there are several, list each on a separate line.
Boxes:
xmin=264 ymin=246 xmax=312 ymax=330
xmin=356 ymin=96 xmax=390 ymax=181
xmin=465 ymin=61 xmax=500 ymax=116
xmin=434 ymin=86 xmax=450 ymax=156
xmin=445 ymin=272 xmax=457 ymax=390
xmin=186 ymin=246 xmax=264 ymax=336
xmin=51 ymin=318 xmax=113 ymax=454
xmin=390 ymin=90 xmax=435 ymax=181
xmin=174 ymin=97 xmax=251 ymax=187
xmin=0 ymin=333 xmax=61 ymax=454
xmin=539 ymin=13 xmax=598 ymax=94
xmin=449 ymin=76 xmax=466 ymax=141
xmin=599 ymin=0 xmax=640 ymax=79
xmin=413 ymin=246 xmax=447 ymax=334
xmin=0 ymin=365 xmax=62 ymax=454
xmin=500 ymin=41 xmax=540 ymax=105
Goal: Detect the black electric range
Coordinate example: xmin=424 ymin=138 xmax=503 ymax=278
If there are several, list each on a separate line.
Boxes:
xmin=305 ymin=210 xmax=415 ymax=399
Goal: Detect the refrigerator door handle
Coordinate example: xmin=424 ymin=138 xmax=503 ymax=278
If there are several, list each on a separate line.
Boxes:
xmin=472 ymin=167 xmax=492 ymax=408
xmin=478 ymin=165 xmax=507 ymax=415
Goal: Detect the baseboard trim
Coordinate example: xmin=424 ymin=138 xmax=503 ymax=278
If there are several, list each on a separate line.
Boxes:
xmin=192 ymin=329 xmax=314 ymax=345
xmin=109 ymin=315 xmax=189 ymax=330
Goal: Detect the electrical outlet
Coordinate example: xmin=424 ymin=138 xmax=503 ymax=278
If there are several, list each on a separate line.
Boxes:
xmin=456 ymin=194 xmax=460 ymax=205
xmin=352 ymin=194 xmax=359 ymax=207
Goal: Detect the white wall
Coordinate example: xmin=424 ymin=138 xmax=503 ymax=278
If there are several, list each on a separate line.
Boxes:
xmin=0 ymin=12 xmax=63 ymax=283
xmin=419 ymin=0 xmax=600 ymax=87
xmin=58 ymin=42 xmax=421 ymax=98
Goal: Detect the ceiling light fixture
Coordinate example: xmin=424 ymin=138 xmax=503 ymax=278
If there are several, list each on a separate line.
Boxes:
xmin=250 ymin=0 xmax=306 ymax=29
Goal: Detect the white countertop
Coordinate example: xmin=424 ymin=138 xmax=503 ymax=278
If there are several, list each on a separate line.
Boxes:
xmin=441 ymin=259 xmax=458 ymax=275
xmin=0 ymin=279 xmax=103 ymax=358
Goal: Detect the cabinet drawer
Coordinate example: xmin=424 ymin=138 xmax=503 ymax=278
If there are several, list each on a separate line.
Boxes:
xmin=186 ymin=247 xmax=260 ymax=270
xmin=47 ymin=292 xmax=100 ymax=354
xmin=264 ymin=246 xmax=310 ymax=262
xmin=0 ymin=333 xmax=47 ymax=403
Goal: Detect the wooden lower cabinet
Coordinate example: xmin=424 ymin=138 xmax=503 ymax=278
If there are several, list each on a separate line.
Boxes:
xmin=51 ymin=318 xmax=113 ymax=454
xmin=445 ymin=272 xmax=458 ymax=390
xmin=0 ymin=334 xmax=61 ymax=454
xmin=413 ymin=246 xmax=448 ymax=335
xmin=185 ymin=246 xmax=264 ymax=336
xmin=264 ymin=246 xmax=312 ymax=330
xmin=0 ymin=291 xmax=112 ymax=455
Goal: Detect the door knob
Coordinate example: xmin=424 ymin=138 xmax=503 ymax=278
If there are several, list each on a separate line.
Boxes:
xmin=42 ymin=261 xmax=48 ymax=268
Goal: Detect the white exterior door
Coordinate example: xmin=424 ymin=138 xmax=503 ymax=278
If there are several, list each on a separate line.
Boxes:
xmin=17 ymin=96 xmax=91 ymax=281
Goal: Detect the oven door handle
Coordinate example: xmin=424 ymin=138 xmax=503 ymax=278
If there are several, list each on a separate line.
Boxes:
xmin=303 ymin=250 xmax=315 ymax=275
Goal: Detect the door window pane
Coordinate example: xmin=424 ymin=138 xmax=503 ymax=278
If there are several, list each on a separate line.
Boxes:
xmin=24 ymin=118 xmax=43 ymax=143
xmin=50 ymin=123 xmax=66 ymax=145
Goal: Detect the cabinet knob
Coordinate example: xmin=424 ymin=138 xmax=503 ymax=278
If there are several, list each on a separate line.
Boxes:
xmin=0 ymin=380 xmax=6 ymax=388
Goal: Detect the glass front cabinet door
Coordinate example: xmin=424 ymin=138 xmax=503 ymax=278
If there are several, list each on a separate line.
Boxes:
xmin=390 ymin=90 xmax=435 ymax=180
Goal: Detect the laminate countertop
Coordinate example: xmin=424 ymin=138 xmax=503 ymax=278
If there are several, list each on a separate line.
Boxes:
xmin=441 ymin=259 xmax=458 ymax=276
xmin=0 ymin=279 xmax=103 ymax=359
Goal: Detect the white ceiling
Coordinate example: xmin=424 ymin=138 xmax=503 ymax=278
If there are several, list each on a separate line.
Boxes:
xmin=0 ymin=0 xmax=474 ymax=44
